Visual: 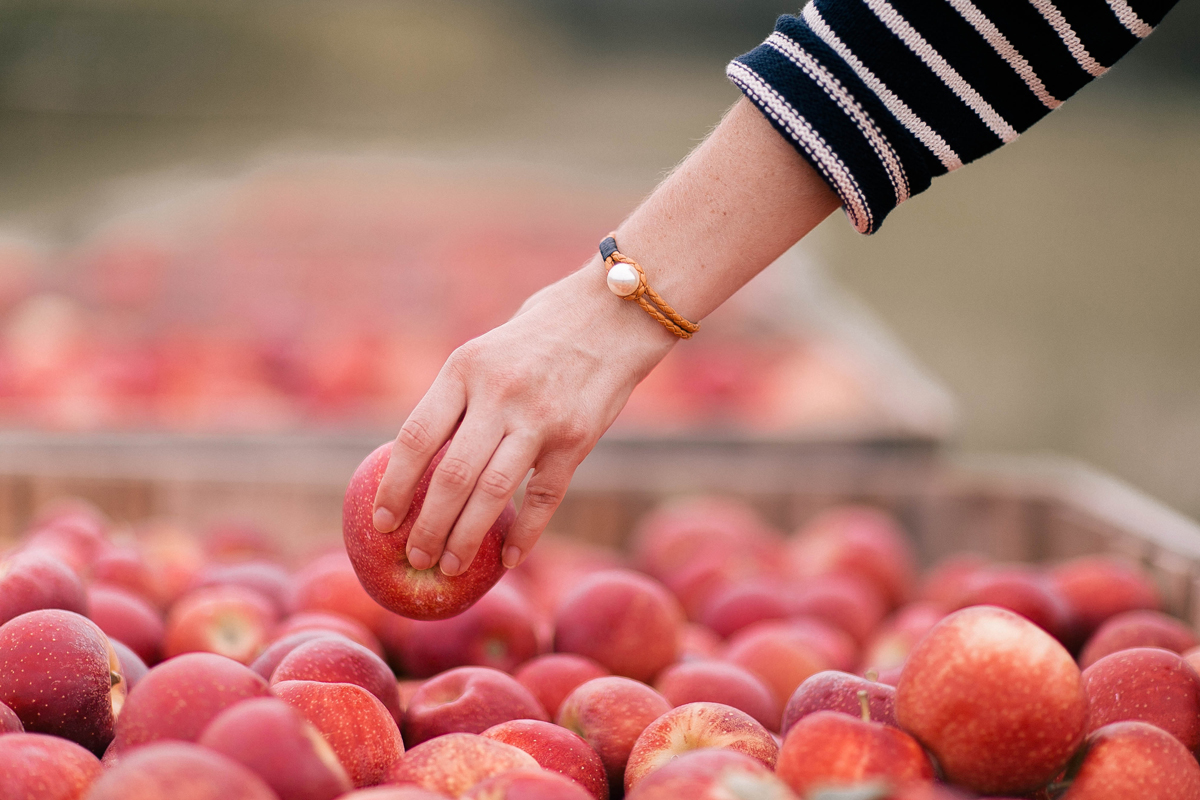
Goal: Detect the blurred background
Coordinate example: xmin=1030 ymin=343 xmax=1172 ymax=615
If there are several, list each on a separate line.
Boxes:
xmin=0 ymin=0 xmax=1197 ymax=514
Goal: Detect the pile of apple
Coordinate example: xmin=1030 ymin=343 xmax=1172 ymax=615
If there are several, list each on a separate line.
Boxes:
xmin=3 ymin=453 xmax=1200 ymax=799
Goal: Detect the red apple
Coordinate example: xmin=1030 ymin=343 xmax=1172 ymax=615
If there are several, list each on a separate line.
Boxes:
xmin=625 ymin=702 xmax=778 ymax=793
xmin=163 ymin=585 xmax=278 ymax=664
xmin=0 ymin=550 xmax=87 ymax=625
xmin=781 ymin=670 xmax=896 ymax=736
xmin=85 ymin=741 xmax=279 ymax=800
xmin=0 ymin=699 xmax=22 ymax=733
xmin=631 ymin=497 xmax=775 ymax=581
xmin=199 ymin=696 xmax=354 ymax=800
xmin=251 ymin=631 xmax=352 ymax=680
xmin=952 ymin=565 xmax=1072 ymax=642
xmin=896 ymin=606 xmax=1088 ymax=795
xmin=779 ymin=617 xmax=859 ymax=672
xmin=787 ymin=504 xmax=916 ymax=608
xmin=90 ymin=546 xmax=160 ymax=608
xmin=661 ymin=545 xmax=781 ymax=622
xmin=917 ymin=553 xmax=988 ymax=609
xmin=109 ymin=652 xmax=269 ymax=753
xmin=339 ymin=789 xmax=451 ymax=800
xmin=556 ymin=676 xmax=672 ymax=788
xmin=387 ymin=732 xmax=538 ymax=797
xmin=272 ymin=636 xmax=403 ymax=725
xmin=481 ymin=719 xmax=608 ymax=800
xmin=291 ymin=552 xmax=389 ymax=634
xmin=86 ymin=584 xmax=165 ymax=665
xmin=272 ymin=611 xmax=385 ymax=658
xmin=513 ymin=654 xmax=609 ymax=721
xmin=1061 ymin=721 xmax=1200 ymax=799
xmin=861 ymin=603 xmax=945 ymax=673
xmin=624 ymin=749 xmax=795 ymax=800
xmin=461 ymin=770 xmax=594 ymax=800
xmin=203 ymin=521 xmax=280 ymax=563
xmin=193 ymin=560 xmax=293 ymax=616
xmin=398 ymin=582 xmax=540 ymax=677
xmin=23 ymin=512 xmax=108 ymax=575
xmin=722 ymin=621 xmax=832 ymax=706
xmin=654 ymin=660 xmax=780 ymax=731
xmin=1050 ymin=555 xmax=1161 ymax=640
xmin=786 ymin=574 xmax=887 ymax=646
xmin=1082 ymin=647 xmax=1200 ymax=750
xmin=1079 ymin=609 xmax=1199 ymax=668
xmin=698 ymin=579 xmax=792 ymax=638
xmin=553 ymin=569 xmax=683 ymax=683
xmin=109 ymin=639 xmax=149 ymax=688
xmin=402 ymin=666 xmax=547 ymax=747
xmin=776 ymin=709 xmax=933 ymax=797
xmin=0 ymin=732 xmax=103 ymax=800
xmin=0 ymin=609 xmax=126 ymax=755
xmin=343 ymin=442 xmax=512 ymax=621
xmin=274 ymin=679 xmax=405 ymax=788
xmin=678 ymin=623 xmax=723 ymax=661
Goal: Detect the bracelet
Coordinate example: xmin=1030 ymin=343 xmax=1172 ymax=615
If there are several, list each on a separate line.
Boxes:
xmin=599 ymin=234 xmax=700 ymax=339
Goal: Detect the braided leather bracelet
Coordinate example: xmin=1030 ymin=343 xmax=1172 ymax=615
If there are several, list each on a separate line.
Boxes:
xmin=600 ymin=235 xmax=700 ymax=340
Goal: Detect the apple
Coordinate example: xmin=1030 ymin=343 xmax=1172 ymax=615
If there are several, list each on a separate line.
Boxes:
xmin=90 ymin=546 xmax=160 ymax=608
xmin=781 ymin=670 xmax=896 ymax=736
xmin=625 ymin=702 xmax=778 ymax=793
xmin=952 ymin=565 xmax=1072 ymax=642
xmin=193 ymin=560 xmax=293 ymax=617
xmin=398 ymin=582 xmax=540 ymax=677
xmin=387 ymin=732 xmax=539 ymax=797
xmin=1081 ymin=647 xmax=1200 ymax=750
xmin=163 ymin=585 xmax=278 ymax=664
xmin=402 ymin=666 xmax=547 ymax=747
xmin=722 ymin=621 xmax=832 ymax=705
xmin=1078 ymin=609 xmax=1199 ymax=668
xmin=786 ymin=504 xmax=916 ymax=608
xmin=273 ymin=679 xmax=405 ymax=788
xmin=916 ymin=553 xmax=988 ymax=609
xmin=678 ymin=623 xmax=723 ymax=661
xmin=272 ymin=611 xmax=385 ymax=658
xmin=895 ymin=606 xmax=1088 ymax=795
xmin=624 ymin=749 xmax=795 ymax=800
xmin=84 ymin=741 xmax=279 ymax=800
xmin=109 ymin=639 xmax=149 ymax=688
xmin=553 ymin=569 xmax=683 ymax=683
xmin=698 ymin=579 xmax=792 ymax=638
xmin=343 ymin=442 xmax=512 ymax=621
xmin=0 ymin=550 xmax=88 ymax=625
xmin=661 ymin=545 xmax=781 ymax=622
xmin=776 ymin=708 xmax=933 ymax=797
xmin=786 ymin=574 xmax=887 ymax=645
xmin=461 ymin=770 xmax=594 ymax=800
xmin=109 ymin=652 xmax=269 ymax=753
xmin=1061 ymin=721 xmax=1200 ymax=799
xmin=0 ymin=609 xmax=125 ymax=755
xmin=203 ymin=521 xmax=280 ymax=563
xmin=1050 ymin=556 xmax=1161 ymax=640
xmin=481 ymin=718 xmax=608 ymax=800
xmin=271 ymin=636 xmax=403 ymax=725
xmin=23 ymin=511 xmax=108 ymax=575
xmin=779 ymin=617 xmax=859 ymax=672
xmin=0 ymin=731 xmax=103 ymax=800
xmin=0 ymin=699 xmax=22 ymax=733
xmin=654 ymin=660 xmax=780 ymax=731
xmin=513 ymin=654 xmax=609 ymax=720
xmin=251 ymin=631 xmax=351 ymax=680
xmin=199 ymin=696 xmax=354 ymax=800
xmin=556 ymin=676 xmax=672 ymax=788
xmin=86 ymin=584 xmax=165 ymax=665
xmin=338 ymin=789 xmax=452 ymax=800
xmin=630 ymin=497 xmax=775 ymax=581
xmin=291 ymin=552 xmax=389 ymax=634
xmin=861 ymin=603 xmax=945 ymax=674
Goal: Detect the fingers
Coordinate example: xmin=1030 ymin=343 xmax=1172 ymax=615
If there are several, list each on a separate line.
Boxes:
xmin=404 ymin=414 xmax=504 ymax=572
xmin=439 ymin=432 xmax=540 ymax=576
xmin=373 ymin=370 xmax=466 ymax=534
xmin=502 ymin=455 xmax=576 ymax=569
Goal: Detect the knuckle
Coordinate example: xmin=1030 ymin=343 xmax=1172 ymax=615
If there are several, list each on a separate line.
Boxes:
xmin=396 ymin=418 xmax=434 ymax=453
xmin=554 ymin=419 xmax=592 ymax=450
xmin=435 ymin=456 xmax=474 ymax=490
xmin=523 ymin=481 xmax=564 ymax=512
xmin=476 ymin=468 xmax=517 ymax=500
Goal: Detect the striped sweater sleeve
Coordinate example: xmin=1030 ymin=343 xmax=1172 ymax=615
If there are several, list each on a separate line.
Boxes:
xmin=728 ymin=0 xmax=1180 ymax=233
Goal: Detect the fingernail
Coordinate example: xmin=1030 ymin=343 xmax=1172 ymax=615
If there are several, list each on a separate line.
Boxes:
xmin=407 ymin=547 xmax=433 ymax=570
xmin=503 ymin=546 xmax=522 ymax=569
xmin=373 ymin=507 xmax=397 ymax=533
xmin=439 ymin=552 xmax=462 ymax=577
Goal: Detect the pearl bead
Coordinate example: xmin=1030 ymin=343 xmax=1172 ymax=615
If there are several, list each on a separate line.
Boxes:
xmin=607 ymin=263 xmax=640 ymax=297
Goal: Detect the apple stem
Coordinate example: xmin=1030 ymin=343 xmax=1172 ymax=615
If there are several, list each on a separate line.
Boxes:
xmin=110 ymin=671 xmax=122 ymax=688
xmin=865 ymin=669 xmax=878 ymax=682
xmin=857 ymin=689 xmax=871 ymax=722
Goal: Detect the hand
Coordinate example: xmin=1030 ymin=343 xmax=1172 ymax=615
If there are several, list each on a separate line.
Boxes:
xmin=370 ymin=263 xmax=676 ymax=576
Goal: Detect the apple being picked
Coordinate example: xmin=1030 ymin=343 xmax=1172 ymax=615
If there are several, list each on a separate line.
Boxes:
xmin=344 ymin=442 xmax=513 ymax=621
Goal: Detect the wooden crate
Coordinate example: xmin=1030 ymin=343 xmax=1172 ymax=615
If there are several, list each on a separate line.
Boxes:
xmin=2 ymin=432 xmax=1198 ymax=623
